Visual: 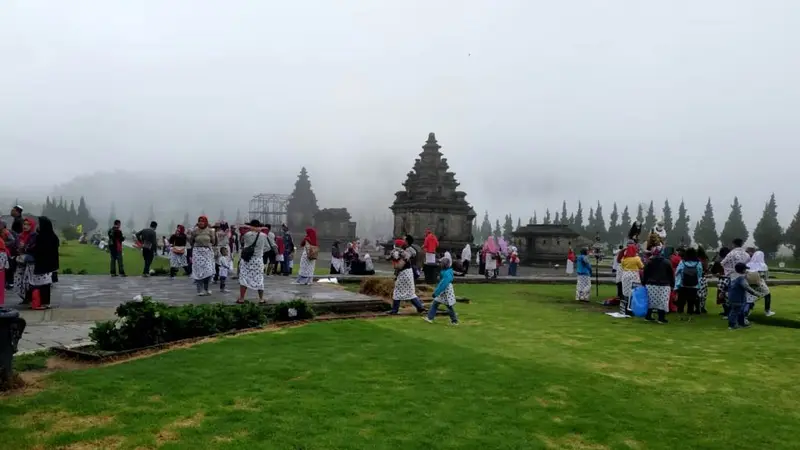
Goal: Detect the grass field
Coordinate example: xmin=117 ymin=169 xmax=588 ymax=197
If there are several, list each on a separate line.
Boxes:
xmin=3 ymin=284 xmax=800 ymax=449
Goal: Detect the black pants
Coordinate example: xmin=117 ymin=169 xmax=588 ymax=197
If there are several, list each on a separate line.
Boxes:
xmin=677 ymin=287 xmax=699 ymax=314
xmin=142 ymin=248 xmax=155 ymax=275
xmin=462 ymin=260 xmax=470 ymax=274
xmin=6 ymin=257 xmax=16 ymax=286
xmin=616 ymin=282 xmax=623 ymax=299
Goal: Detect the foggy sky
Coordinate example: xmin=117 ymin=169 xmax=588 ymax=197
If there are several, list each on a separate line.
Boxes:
xmin=2 ymin=0 xmax=799 ymax=228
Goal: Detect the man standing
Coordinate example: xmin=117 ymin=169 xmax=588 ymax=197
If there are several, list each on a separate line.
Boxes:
xmin=108 ymin=219 xmax=127 ymax=277
xmin=281 ymin=223 xmax=294 ymax=276
xmin=136 ymin=221 xmax=158 ymax=277
xmin=10 ymin=205 xmax=23 ymax=234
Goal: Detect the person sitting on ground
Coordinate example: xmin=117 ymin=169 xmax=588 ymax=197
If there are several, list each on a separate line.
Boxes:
xmin=675 ymin=247 xmax=702 ymax=314
xmin=642 ymin=248 xmax=674 ymax=324
xmin=424 ymin=254 xmax=459 ymax=325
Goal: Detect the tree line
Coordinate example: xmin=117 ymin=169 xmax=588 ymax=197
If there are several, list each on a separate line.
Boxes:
xmin=475 ymin=194 xmax=800 ymax=257
xmin=41 ymin=196 xmax=98 ymax=234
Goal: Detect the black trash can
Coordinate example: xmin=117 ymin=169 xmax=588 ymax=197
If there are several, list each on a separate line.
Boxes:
xmin=0 ymin=308 xmax=27 ymax=388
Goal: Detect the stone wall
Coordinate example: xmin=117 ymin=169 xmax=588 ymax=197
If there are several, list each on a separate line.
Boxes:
xmin=393 ymin=211 xmax=471 ymax=241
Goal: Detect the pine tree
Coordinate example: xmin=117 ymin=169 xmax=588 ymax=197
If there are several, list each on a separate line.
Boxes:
xmin=125 ymin=215 xmax=136 ymax=233
xmin=554 ymin=212 xmax=561 ymax=224
xmin=480 ymin=211 xmax=492 ymax=240
xmin=517 ymin=217 xmax=522 ymax=230
xmin=533 ymin=212 xmax=538 ymax=224
xmin=636 ymin=204 xmax=645 ymax=224
xmin=720 ymin=197 xmax=749 ymax=246
xmin=560 ymin=201 xmax=569 ymax=225
xmin=619 ymin=206 xmax=632 ymax=243
xmin=693 ymin=198 xmax=719 ymax=249
xmin=594 ymin=202 xmax=606 ymax=241
xmin=753 ymin=193 xmax=783 ymax=255
xmin=568 ymin=213 xmax=574 ymax=226
xmin=503 ymin=214 xmax=514 ymax=240
xmin=644 ymin=201 xmax=656 ymax=232
xmin=76 ymin=196 xmax=97 ymax=232
xmin=673 ymin=200 xmax=691 ymax=246
xmin=107 ymin=203 xmax=117 ymax=229
xmin=608 ymin=202 xmax=620 ymax=241
xmin=472 ymin=219 xmax=481 ymax=243
xmin=662 ymin=200 xmax=673 ymax=233
xmin=528 ymin=216 xmax=533 ymax=225
xmin=573 ymin=202 xmax=584 ymax=231
xmin=494 ymin=219 xmax=502 ymax=237
xmin=784 ymin=204 xmax=800 ymax=258
xmin=587 ymin=207 xmax=596 ymax=233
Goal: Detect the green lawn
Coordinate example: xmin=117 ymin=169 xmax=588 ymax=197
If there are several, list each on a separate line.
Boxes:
xmin=58 ymin=242 xmax=336 ymax=276
xmin=3 ymin=284 xmax=800 ymax=449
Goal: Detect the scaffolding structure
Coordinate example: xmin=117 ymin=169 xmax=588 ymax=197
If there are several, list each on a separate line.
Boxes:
xmin=248 ymin=193 xmax=289 ymax=226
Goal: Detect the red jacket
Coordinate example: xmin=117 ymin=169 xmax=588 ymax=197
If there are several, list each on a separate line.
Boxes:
xmin=422 ymin=233 xmax=439 ymax=253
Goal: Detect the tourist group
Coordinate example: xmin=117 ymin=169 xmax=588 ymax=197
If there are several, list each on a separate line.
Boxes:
xmin=572 ymin=219 xmax=774 ymax=329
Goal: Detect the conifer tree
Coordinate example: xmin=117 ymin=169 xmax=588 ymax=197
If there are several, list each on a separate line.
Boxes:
xmin=76 ymin=196 xmax=97 ymax=231
xmin=560 ymin=201 xmax=569 ymax=225
xmin=720 ymin=197 xmax=749 ymax=246
xmin=480 ymin=211 xmax=492 ymax=240
xmin=573 ymin=202 xmax=584 ymax=231
xmin=219 ymin=209 xmax=225 ymax=222
xmin=672 ymin=200 xmax=691 ymax=246
xmin=619 ymin=206 xmax=632 ymax=243
xmin=594 ymin=201 xmax=607 ymax=241
xmin=554 ymin=212 xmax=561 ymax=224
xmin=608 ymin=202 xmax=619 ymax=241
xmin=568 ymin=213 xmax=574 ymax=226
xmin=587 ymin=207 xmax=596 ymax=233
xmin=543 ymin=209 xmax=552 ymax=225
xmin=693 ymin=198 xmax=719 ymax=249
xmin=472 ymin=219 xmax=481 ymax=243
xmin=644 ymin=201 xmax=656 ymax=232
xmin=753 ymin=193 xmax=783 ymax=255
xmin=784 ymin=204 xmax=800 ymax=258
xmin=528 ymin=216 xmax=533 ymax=225
xmin=662 ymin=200 xmax=673 ymax=233
xmin=636 ymin=203 xmax=645 ymax=224
xmin=125 ymin=215 xmax=136 ymax=233
xmin=532 ymin=212 xmax=538 ymax=225
xmin=517 ymin=217 xmax=522 ymax=230
xmin=503 ymin=214 xmax=514 ymax=240
xmin=494 ymin=219 xmax=502 ymax=237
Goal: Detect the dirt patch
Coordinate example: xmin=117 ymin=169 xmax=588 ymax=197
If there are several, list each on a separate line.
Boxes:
xmin=12 ymin=410 xmax=114 ymax=437
xmin=155 ymin=412 xmax=205 ymax=446
xmin=536 ymin=397 xmax=567 ymax=408
xmin=538 ymin=433 xmax=610 ymax=449
xmin=229 ymin=397 xmax=260 ymax=411
xmin=60 ymin=435 xmax=124 ymax=450
xmin=2 ymin=356 xmax=95 ymax=397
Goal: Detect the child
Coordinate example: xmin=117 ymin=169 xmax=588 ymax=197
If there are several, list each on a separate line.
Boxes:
xmin=575 ymin=248 xmax=592 ymax=302
xmin=728 ymin=263 xmax=761 ymax=330
xmin=217 ymin=246 xmax=233 ymax=293
xmin=424 ymin=255 xmax=459 ymax=325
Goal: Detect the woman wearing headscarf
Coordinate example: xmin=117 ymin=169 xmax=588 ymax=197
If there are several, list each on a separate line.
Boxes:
xmin=14 ymin=217 xmax=36 ymax=304
xmin=189 ymin=216 xmax=217 ymax=296
xmin=641 ymin=248 xmax=674 ymax=324
xmin=575 ymin=248 xmax=592 ymax=302
xmin=330 ymin=240 xmax=344 ymax=274
xmin=482 ymin=236 xmax=499 ymax=280
xmin=295 ymin=227 xmax=318 ymax=285
xmin=460 ymin=243 xmax=471 ymax=274
xmin=388 ymin=238 xmax=426 ymax=314
xmin=696 ymin=246 xmax=710 ymax=313
xmin=747 ymin=249 xmax=774 ymax=316
xmin=619 ymin=244 xmax=644 ymax=315
xmin=238 ymin=220 xmax=269 ymax=303
xmin=168 ymin=225 xmax=189 ymax=279
xmin=26 ymin=217 xmax=59 ymax=309
xmin=566 ymin=247 xmax=576 ymax=275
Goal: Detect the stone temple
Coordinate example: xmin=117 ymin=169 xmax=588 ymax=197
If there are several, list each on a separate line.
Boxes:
xmin=390 ymin=133 xmax=476 ymax=251
xmin=286 ymin=167 xmax=357 ymax=247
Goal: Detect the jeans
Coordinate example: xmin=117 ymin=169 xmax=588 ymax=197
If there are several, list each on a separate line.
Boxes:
xmin=282 ymin=252 xmax=292 ymax=275
xmin=110 ymin=252 xmax=125 ymax=275
xmin=391 ymin=297 xmax=425 ymax=313
xmin=426 ymin=300 xmax=458 ymax=323
xmin=728 ymin=302 xmax=747 ymax=328
xmin=196 ymin=276 xmax=211 ymax=293
xmin=219 ymin=276 xmax=227 ymax=290
xmin=508 ymin=263 xmax=518 ymax=276
xmin=142 ymin=248 xmax=155 ymax=275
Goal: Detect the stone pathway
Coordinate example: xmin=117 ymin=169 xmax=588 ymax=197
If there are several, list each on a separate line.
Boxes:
xmin=8 ymin=274 xmax=379 ymax=353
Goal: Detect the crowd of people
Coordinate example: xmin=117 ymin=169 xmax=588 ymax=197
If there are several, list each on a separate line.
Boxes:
xmin=1 ymin=205 xmax=60 ymax=309
xmin=575 ymin=220 xmax=775 ymax=329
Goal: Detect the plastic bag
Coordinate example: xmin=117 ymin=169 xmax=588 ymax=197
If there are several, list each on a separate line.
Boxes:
xmin=630 ymin=286 xmax=649 ymax=317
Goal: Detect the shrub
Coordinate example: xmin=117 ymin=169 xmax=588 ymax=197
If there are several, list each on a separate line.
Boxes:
xmin=62 ymin=268 xmax=74 ymax=274
xmin=359 ymin=277 xmax=395 ymax=298
xmin=90 ymin=297 xmax=271 ymax=351
xmin=77 ymin=269 xmax=88 ymax=275
xmin=272 ymin=299 xmax=315 ymax=321
xmin=61 ymin=226 xmax=81 ymax=241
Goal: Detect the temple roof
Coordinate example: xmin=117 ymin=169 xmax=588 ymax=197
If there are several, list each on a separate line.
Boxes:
xmin=513 ymin=224 xmax=581 ymax=238
xmin=391 ymin=133 xmax=475 ymax=217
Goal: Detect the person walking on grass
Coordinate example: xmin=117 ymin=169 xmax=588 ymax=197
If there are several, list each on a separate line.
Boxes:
xmin=575 ymin=248 xmax=592 ymax=302
xmin=642 ymin=248 xmax=674 ymax=324
xmin=108 ymin=219 xmax=126 ymax=277
xmin=189 ymin=216 xmax=217 ymax=296
xmin=424 ymin=254 xmax=459 ymax=325
xmin=388 ymin=238 xmax=426 ymax=314
xmin=135 ymin=221 xmax=158 ymax=277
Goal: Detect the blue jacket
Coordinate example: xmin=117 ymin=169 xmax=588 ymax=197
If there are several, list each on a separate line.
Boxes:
xmin=728 ymin=276 xmax=758 ymax=304
xmin=675 ymin=260 xmax=702 ymax=289
xmin=433 ymin=268 xmax=454 ymax=298
xmin=576 ymin=255 xmax=592 ymax=276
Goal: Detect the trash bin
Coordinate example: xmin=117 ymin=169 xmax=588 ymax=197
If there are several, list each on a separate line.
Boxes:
xmin=0 ymin=308 xmax=26 ymax=387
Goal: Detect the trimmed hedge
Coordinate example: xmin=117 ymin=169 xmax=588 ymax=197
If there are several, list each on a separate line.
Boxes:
xmin=89 ymin=297 xmax=313 ymax=351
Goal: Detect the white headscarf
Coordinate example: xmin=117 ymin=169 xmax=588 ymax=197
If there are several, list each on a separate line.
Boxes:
xmin=461 ymin=243 xmax=472 ymax=262
xmin=747 ymin=250 xmax=768 ymax=272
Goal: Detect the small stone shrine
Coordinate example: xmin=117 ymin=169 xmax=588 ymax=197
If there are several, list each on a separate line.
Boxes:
xmin=286 ymin=167 xmax=319 ymax=231
xmin=314 ymin=208 xmax=357 ymax=247
xmin=511 ymin=224 xmax=581 ymax=265
xmin=390 ymin=132 xmax=476 ymax=251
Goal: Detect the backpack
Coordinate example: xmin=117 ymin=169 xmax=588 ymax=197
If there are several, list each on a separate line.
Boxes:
xmin=682 ymin=264 xmax=699 ymax=287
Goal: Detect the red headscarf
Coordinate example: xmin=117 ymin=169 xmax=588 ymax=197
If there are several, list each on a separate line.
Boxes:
xmin=176 ymin=224 xmax=185 ymax=234
xmin=197 ymin=216 xmax=209 ymax=228
xmin=304 ymin=228 xmax=317 ymax=246
xmin=18 ymin=218 xmax=36 ymax=246
xmin=567 ymin=248 xmax=576 ymax=262
xmin=394 ymin=238 xmax=406 ymax=248
xmin=623 ymin=244 xmax=638 ymax=258
xmin=423 ymin=230 xmax=439 ymax=253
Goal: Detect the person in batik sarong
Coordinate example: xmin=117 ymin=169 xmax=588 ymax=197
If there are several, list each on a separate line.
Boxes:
xmin=294 ymin=228 xmax=318 ymax=285
xmin=168 ymin=225 xmax=189 ymax=278
xmin=424 ymin=254 xmax=458 ymax=325
xmin=575 ymin=248 xmax=592 ymax=302
xmin=619 ymin=243 xmax=644 ymax=315
xmin=642 ymin=248 xmax=674 ymax=324
xmin=237 ymin=220 xmax=269 ymax=303
xmin=388 ymin=239 xmax=425 ymax=314
xmin=189 ymin=216 xmax=217 ymax=296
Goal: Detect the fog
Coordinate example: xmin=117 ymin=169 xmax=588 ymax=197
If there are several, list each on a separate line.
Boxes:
xmin=2 ymin=0 xmax=799 ymax=233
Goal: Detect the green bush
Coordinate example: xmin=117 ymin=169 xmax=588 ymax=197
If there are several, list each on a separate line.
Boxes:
xmin=89 ymin=297 xmax=304 ymax=351
xmin=62 ymin=268 xmax=74 ymax=274
xmin=61 ymin=226 xmax=81 ymax=241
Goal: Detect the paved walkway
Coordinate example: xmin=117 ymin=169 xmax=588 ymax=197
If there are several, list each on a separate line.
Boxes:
xmin=9 ymin=274 xmax=378 ymax=353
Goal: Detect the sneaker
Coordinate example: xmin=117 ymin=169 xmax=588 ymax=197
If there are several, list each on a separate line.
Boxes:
xmin=197 ymin=292 xmax=205 ymax=296
xmin=142 ymin=274 xmax=150 ymax=278
xmin=741 ymin=322 xmax=752 ymax=328
xmin=765 ymin=310 xmax=776 ymax=317
xmin=111 ymin=274 xmax=118 ymax=277
xmin=729 ymin=326 xmax=738 ymax=330
xmin=423 ymin=317 xmax=434 ymax=324
xmin=220 ymin=289 xmax=230 ymax=293
xmin=449 ymin=321 xmax=459 ymax=326
xmin=205 ymin=290 xmax=212 ymax=296
xmin=645 ymin=316 xmax=655 ymax=322
xmin=120 ymin=274 xmax=127 ymax=277
xmin=657 ymin=318 xmax=669 ymax=324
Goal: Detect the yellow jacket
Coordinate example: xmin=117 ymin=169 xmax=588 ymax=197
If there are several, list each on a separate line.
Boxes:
xmin=620 ymin=256 xmax=644 ymax=271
